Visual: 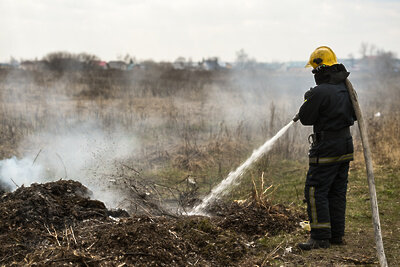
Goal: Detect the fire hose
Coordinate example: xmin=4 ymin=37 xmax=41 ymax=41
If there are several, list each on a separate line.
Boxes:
xmin=345 ymin=78 xmax=387 ymax=267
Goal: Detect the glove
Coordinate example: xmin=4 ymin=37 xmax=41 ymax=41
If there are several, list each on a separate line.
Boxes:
xmin=304 ymin=87 xmax=313 ymax=101
xmin=293 ymin=113 xmax=300 ymax=122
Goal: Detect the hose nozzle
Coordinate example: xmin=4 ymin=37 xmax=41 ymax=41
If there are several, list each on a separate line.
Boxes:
xmin=293 ymin=113 xmax=300 ymax=122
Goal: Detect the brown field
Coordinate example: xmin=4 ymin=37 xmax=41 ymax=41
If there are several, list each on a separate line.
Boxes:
xmin=0 ymin=66 xmax=399 ymax=266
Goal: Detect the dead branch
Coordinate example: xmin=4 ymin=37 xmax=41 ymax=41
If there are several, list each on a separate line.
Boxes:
xmin=9 ymin=178 xmax=19 ymax=188
xmin=32 ymin=148 xmax=43 ymax=166
xmin=55 ymin=153 xmax=68 ymax=179
xmin=120 ymin=163 xmax=141 ymax=174
xmin=45 ymin=224 xmax=61 ymax=247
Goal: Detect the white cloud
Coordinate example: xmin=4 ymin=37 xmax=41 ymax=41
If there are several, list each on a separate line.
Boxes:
xmin=0 ymin=0 xmax=399 ymax=62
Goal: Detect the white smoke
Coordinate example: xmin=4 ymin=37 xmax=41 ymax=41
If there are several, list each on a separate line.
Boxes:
xmin=0 ymin=69 xmax=146 ymax=209
xmin=0 ymin=156 xmax=43 ymax=191
xmin=0 ymin=121 xmax=139 ymax=208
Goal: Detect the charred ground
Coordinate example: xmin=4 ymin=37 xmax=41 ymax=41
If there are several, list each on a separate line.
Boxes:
xmin=0 ymin=180 xmax=303 ymax=266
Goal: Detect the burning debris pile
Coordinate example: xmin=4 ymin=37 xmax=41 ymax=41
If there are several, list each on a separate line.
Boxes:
xmin=0 ymin=180 xmax=128 ymax=231
xmin=0 ymin=180 xmax=303 ymax=266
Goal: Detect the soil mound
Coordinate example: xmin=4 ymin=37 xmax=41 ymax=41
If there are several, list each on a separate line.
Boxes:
xmin=0 ymin=180 xmax=303 ymax=266
xmin=0 ymin=180 xmax=128 ymax=232
xmin=209 ymin=200 xmax=304 ymax=238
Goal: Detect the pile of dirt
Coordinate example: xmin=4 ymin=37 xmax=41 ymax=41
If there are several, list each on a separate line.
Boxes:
xmin=0 ymin=180 xmax=128 ymax=232
xmin=209 ymin=200 xmax=305 ymax=238
xmin=17 ymin=215 xmax=248 ymax=266
xmin=0 ymin=180 xmax=303 ymax=266
xmin=0 ymin=180 xmax=129 ymax=264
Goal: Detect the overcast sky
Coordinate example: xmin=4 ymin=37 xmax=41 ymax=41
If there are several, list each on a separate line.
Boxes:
xmin=1 ymin=0 xmax=399 ymax=62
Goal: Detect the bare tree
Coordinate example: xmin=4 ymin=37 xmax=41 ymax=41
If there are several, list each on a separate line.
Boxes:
xmin=235 ymin=49 xmax=256 ymax=69
xmin=117 ymin=53 xmax=136 ymax=64
xmin=359 ymin=42 xmax=368 ymax=58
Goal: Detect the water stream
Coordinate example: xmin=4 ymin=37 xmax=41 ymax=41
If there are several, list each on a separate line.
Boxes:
xmin=189 ymin=120 xmax=294 ymax=215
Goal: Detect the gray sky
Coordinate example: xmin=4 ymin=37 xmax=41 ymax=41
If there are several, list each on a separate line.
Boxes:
xmin=1 ymin=0 xmax=399 ymax=62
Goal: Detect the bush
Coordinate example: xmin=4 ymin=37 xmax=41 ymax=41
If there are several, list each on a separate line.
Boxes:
xmin=43 ymin=51 xmax=100 ymax=72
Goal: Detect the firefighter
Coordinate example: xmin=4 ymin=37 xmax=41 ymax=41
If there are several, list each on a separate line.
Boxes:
xmin=293 ymin=46 xmax=356 ymax=250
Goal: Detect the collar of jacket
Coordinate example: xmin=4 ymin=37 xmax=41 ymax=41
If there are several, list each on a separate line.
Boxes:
xmin=313 ymin=64 xmax=350 ymax=85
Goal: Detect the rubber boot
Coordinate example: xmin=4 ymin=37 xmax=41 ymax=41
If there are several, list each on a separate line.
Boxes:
xmin=330 ymin=236 xmax=345 ymax=245
xmin=298 ymin=238 xmax=330 ymax=250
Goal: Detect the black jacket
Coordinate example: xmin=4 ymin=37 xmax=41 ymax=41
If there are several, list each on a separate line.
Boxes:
xmin=299 ymin=64 xmax=356 ymax=163
xmin=299 ymin=64 xmax=356 ymax=132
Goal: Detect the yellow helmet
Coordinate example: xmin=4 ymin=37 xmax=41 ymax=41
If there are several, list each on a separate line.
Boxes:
xmin=305 ymin=46 xmax=338 ymax=68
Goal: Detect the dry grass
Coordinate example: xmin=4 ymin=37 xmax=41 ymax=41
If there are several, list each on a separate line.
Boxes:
xmin=0 ymin=68 xmax=399 ymax=189
xmin=1 ymin=67 xmax=400 ymax=265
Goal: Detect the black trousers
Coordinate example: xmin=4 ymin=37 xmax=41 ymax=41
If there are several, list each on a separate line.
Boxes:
xmin=304 ymin=162 xmax=349 ymax=240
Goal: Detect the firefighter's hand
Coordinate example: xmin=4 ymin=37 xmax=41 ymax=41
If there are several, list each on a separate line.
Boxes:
xmin=293 ymin=113 xmax=300 ymax=122
xmin=304 ymin=88 xmax=313 ymax=100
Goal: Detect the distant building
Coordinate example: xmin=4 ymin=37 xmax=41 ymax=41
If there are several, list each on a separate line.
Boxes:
xmin=20 ymin=61 xmax=35 ymax=70
xmin=172 ymin=57 xmax=187 ymax=70
xmin=107 ymin=61 xmax=127 ymax=70
xmin=0 ymin=59 xmax=19 ymax=69
xmin=172 ymin=62 xmax=185 ymax=70
xmin=20 ymin=60 xmax=47 ymax=71
xmin=91 ymin=60 xmax=108 ymax=70
xmin=200 ymin=58 xmax=222 ymax=71
xmin=127 ymin=63 xmax=136 ymax=70
xmin=0 ymin=63 xmax=16 ymax=69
